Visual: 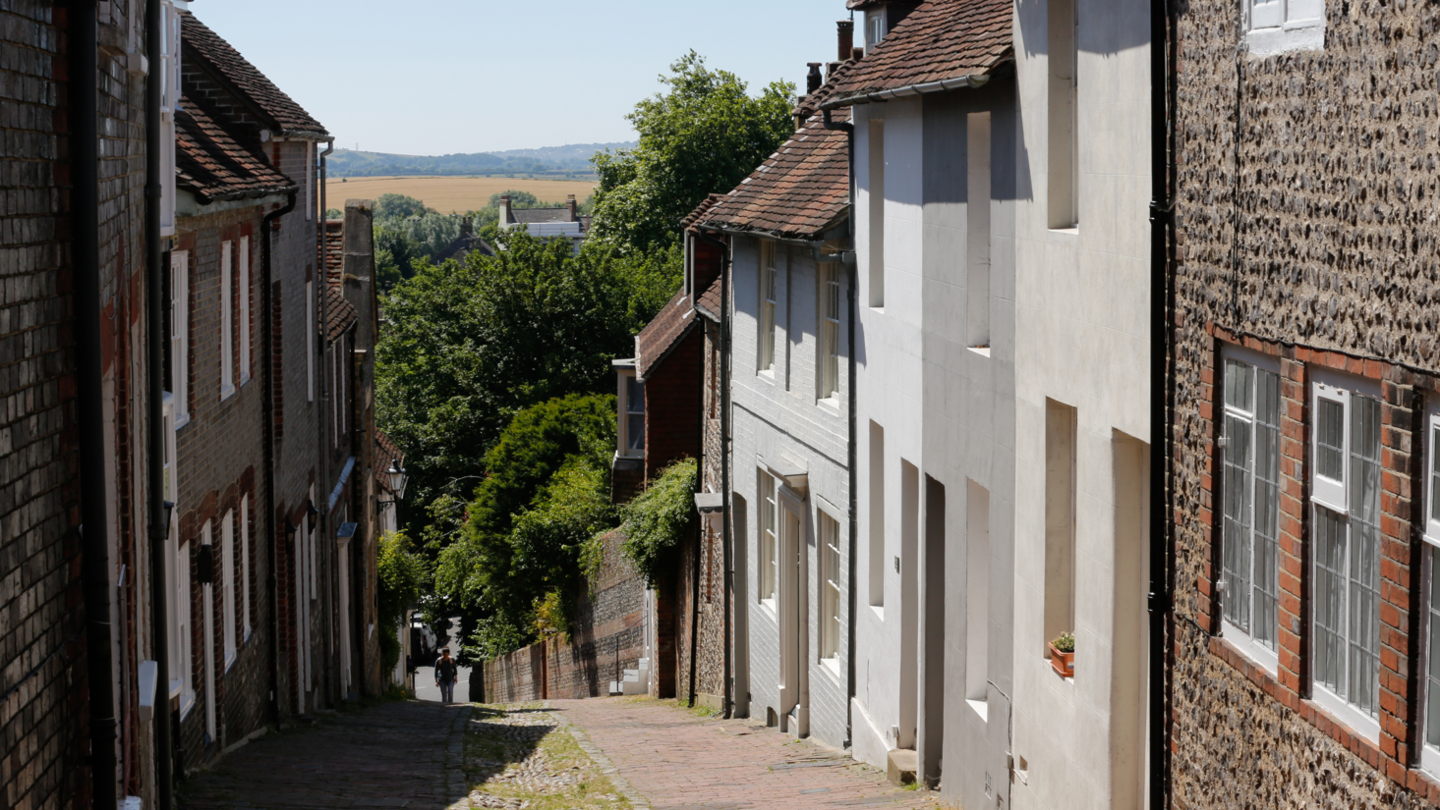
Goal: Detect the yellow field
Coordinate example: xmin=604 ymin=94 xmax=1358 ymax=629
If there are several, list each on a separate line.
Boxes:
xmin=324 ymin=176 xmax=598 ymax=215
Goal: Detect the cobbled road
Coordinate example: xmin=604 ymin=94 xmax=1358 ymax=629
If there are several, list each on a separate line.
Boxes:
xmin=180 ymin=697 xmax=937 ymax=810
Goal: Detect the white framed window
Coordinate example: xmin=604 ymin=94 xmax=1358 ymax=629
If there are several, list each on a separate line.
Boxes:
xmin=1419 ymin=405 xmax=1440 ymax=777
xmin=759 ymin=471 xmax=778 ymax=607
xmin=158 ymin=0 xmax=180 ymax=236
xmin=864 ymin=6 xmax=887 ymax=50
xmin=759 ymin=242 xmax=777 ymax=374
xmin=173 ymin=530 xmax=193 ymax=716
xmin=1244 ymin=0 xmax=1324 ymax=56
xmin=1219 ymin=349 xmax=1283 ymax=672
xmin=819 ymin=511 xmax=841 ymax=664
xmin=222 ymin=510 xmax=236 ymax=668
xmin=239 ymin=237 xmax=251 ymax=384
xmin=625 ymin=376 xmax=644 ymax=455
xmin=220 ymin=241 xmax=234 ymax=398
xmin=241 ymin=494 xmax=251 ymax=640
xmin=819 ymin=264 xmax=840 ymax=402
xmin=172 ymin=251 xmax=190 ymax=426
xmin=306 ymin=281 xmax=315 ymax=402
xmin=1310 ymin=369 xmax=1382 ymax=741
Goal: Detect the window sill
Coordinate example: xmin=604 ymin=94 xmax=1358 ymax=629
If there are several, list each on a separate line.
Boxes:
xmin=758 ymin=368 xmax=777 ymax=384
xmin=174 ymin=414 xmax=191 ymax=431
xmin=1219 ymin=619 xmax=1279 ymax=676
xmin=819 ymin=657 xmax=842 ymax=683
xmin=224 ymin=652 xmax=236 ymax=672
xmin=1047 ymin=226 xmax=1080 ymax=237
xmin=1246 ymin=21 xmax=1323 ymax=56
xmin=967 ymin=698 xmax=989 ymax=723
xmin=179 ymin=692 xmax=196 ymax=719
xmin=869 ymin=604 xmax=885 ymax=622
xmin=816 ymin=396 xmax=842 ymax=417
xmin=1309 ymin=685 xmax=1382 ymax=745
xmin=760 ymin=597 xmax=778 ymax=619
xmin=220 ymin=384 xmax=237 ymax=401
xmin=239 ymin=374 xmax=252 ymax=387
xmin=169 ymin=678 xmax=183 ymax=699
xmin=868 ymin=305 xmax=885 ymax=315
xmin=967 ymin=346 xmax=991 ymax=358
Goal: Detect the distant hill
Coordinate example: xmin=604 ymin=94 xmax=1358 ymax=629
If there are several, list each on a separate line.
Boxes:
xmin=326 ymin=142 xmax=635 ymax=179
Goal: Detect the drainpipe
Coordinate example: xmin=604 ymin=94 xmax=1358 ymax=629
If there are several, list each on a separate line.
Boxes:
xmin=316 ymin=139 xmax=336 ymax=703
xmin=263 ymin=190 xmax=298 ymax=724
xmin=1147 ymin=0 xmax=1176 ymax=808
xmin=143 ymin=0 xmax=175 ymax=806
xmin=688 ymin=347 xmax=703 ymax=710
xmin=821 ymin=105 xmax=857 ymax=749
xmin=695 ymin=231 xmax=733 ymax=718
xmin=72 ymin=2 xmax=119 ymax=806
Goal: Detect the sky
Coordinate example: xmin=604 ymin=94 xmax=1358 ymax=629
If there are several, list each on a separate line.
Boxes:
xmin=189 ymin=0 xmax=857 ymax=156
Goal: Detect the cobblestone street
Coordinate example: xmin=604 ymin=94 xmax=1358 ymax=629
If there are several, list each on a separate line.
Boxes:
xmin=179 ymin=697 xmax=936 ymax=810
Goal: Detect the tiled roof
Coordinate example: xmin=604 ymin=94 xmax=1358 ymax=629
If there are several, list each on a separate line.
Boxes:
xmin=823 ymin=0 xmax=1013 ymax=105
xmin=682 ymin=195 xmax=726 ymax=235
xmin=694 ymin=274 xmax=724 ymax=323
xmin=181 ymin=11 xmax=330 ymax=138
xmin=322 ymin=220 xmax=344 ymax=277
xmin=635 ymin=290 xmax=698 ymax=380
xmin=324 ymin=285 xmax=358 ymax=341
xmin=509 ymin=207 xmax=575 ymax=225
xmin=697 ymin=111 xmax=850 ymax=241
xmin=175 ymin=98 xmax=295 ymax=204
xmin=375 ymin=430 xmax=405 ymax=494
xmin=434 ymin=233 xmax=496 ymax=264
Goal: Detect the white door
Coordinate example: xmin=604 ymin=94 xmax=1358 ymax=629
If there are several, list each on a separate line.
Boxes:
xmin=202 ymin=524 xmax=216 ymax=742
xmin=778 ymin=495 xmax=808 ymax=736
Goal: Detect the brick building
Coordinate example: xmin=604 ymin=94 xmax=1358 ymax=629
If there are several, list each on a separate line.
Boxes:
xmin=1167 ymin=0 xmax=1440 ymax=806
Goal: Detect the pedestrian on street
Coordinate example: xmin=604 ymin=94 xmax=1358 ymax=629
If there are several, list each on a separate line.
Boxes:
xmin=435 ymin=648 xmax=458 ymax=704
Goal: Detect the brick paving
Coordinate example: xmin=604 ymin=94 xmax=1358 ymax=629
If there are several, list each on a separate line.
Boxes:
xmin=179 ymin=700 xmax=470 ymax=810
xmin=554 ymin=697 xmax=938 ymax=810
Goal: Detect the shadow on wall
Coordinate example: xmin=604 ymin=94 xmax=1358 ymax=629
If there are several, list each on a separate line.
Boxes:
xmin=1015 ymin=0 xmax=1152 ymax=57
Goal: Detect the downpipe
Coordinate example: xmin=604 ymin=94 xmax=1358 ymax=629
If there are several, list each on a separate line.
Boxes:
xmin=71 ymin=2 xmax=118 ymax=807
xmin=144 ymin=0 xmax=175 ymax=805
xmin=695 ymin=231 xmax=734 ymax=718
xmin=263 ymin=190 xmax=298 ymax=723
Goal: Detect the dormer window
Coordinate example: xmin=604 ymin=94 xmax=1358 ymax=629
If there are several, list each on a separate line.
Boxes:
xmin=865 ymin=7 xmax=888 ymax=50
xmin=614 ymin=361 xmax=645 ymax=459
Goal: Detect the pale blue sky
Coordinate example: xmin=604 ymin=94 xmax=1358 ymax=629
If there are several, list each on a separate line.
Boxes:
xmin=189 ymin=0 xmax=857 ymax=156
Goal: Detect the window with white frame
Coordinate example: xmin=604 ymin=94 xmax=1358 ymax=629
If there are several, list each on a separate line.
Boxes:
xmin=820 ymin=511 xmax=841 ymax=663
xmin=760 ymin=242 xmax=777 ymax=374
xmin=626 ymin=376 xmax=644 ymax=455
xmin=162 ymin=392 xmax=192 ymax=713
xmin=159 ymin=1 xmax=180 ymax=236
xmin=1310 ymin=371 xmax=1382 ymax=739
xmin=760 ymin=471 xmax=778 ymax=605
xmin=1419 ymin=402 xmax=1440 ymax=777
xmin=241 ymin=494 xmax=251 ymax=640
xmin=1244 ymin=0 xmax=1324 ymax=56
xmin=819 ymin=264 xmax=840 ymax=401
xmin=220 ymin=241 xmax=234 ymax=398
xmin=172 ymin=251 xmax=190 ymax=426
xmin=864 ymin=6 xmax=887 ymax=50
xmin=222 ymin=510 xmax=236 ymax=668
xmin=1220 ymin=351 xmax=1282 ymax=670
xmin=239 ymin=237 xmax=250 ymax=384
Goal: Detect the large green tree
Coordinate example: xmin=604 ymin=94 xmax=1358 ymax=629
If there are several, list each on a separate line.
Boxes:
xmin=590 ymin=52 xmax=796 ymax=254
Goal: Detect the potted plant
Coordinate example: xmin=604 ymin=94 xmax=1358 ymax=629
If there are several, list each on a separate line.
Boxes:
xmin=1049 ymin=632 xmax=1075 ymax=678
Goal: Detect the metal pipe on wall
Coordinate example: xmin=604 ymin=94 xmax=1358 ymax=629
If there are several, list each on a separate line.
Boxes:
xmin=694 ymin=230 xmax=733 ymax=719
xmin=71 ymin=2 xmax=119 ymax=807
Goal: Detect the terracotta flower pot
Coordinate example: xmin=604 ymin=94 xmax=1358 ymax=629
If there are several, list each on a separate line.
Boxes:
xmin=1049 ymin=642 xmax=1075 ymax=678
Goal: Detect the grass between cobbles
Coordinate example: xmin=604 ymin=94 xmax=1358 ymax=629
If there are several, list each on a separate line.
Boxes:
xmin=463 ymin=703 xmax=632 ymax=810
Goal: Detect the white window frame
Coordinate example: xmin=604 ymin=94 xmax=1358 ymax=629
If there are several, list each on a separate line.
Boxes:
xmin=159 ymin=0 xmax=179 ymax=236
xmin=819 ymin=509 xmax=842 ymax=668
xmin=1218 ymin=347 xmax=1283 ymax=674
xmin=241 ymin=494 xmax=251 ymax=640
xmin=759 ymin=470 xmax=779 ymax=610
xmin=818 ymin=264 xmax=841 ymax=403
xmin=759 ymin=242 xmax=777 ymax=376
xmin=222 ymin=510 xmax=236 ymax=669
xmin=1309 ymin=368 xmax=1382 ymax=743
xmin=1244 ymin=0 xmax=1325 ymax=55
xmin=1419 ymin=405 xmax=1440 ymax=778
xmin=238 ymin=236 xmax=251 ymax=384
xmin=864 ymin=6 xmax=887 ymax=50
xmin=618 ymin=372 xmax=645 ymax=458
xmin=306 ymin=281 xmax=315 ymax=402
xmin=172 ymin=251 xmax=190 ymax=427
xmin=220 ymin=240 xmax=235 ymax=399
xmin=201 ymin=521 xmax=216 ymax=741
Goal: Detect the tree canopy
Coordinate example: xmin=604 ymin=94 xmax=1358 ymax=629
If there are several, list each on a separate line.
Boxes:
xmin=374 ymin=193 xmax=431 ymax=220
xmin=589 ymin=52 xmax=796 ymax=255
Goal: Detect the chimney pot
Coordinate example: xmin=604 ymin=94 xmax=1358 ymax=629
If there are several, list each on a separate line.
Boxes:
xmin=827 ymin=61 xmax=841 ymax=79
xmin=837 ymin=19 xmax=855 ymax=61
xmin=853 ymin=46 xmax=864 ymax=60
xmin=806 ymin=62 xmax=823 ymax=95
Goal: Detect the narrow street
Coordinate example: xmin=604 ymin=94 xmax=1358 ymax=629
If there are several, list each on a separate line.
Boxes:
xmin=179 ymin=698 xmax=936 ymax=810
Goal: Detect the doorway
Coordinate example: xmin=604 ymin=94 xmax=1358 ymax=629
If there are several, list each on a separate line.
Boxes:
xmin=778 ymin=490 xmax=808 ymax=736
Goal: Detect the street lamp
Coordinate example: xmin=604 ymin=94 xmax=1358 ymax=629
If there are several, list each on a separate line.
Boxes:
xmin=381 ymin=463 xmax=407 ymax=505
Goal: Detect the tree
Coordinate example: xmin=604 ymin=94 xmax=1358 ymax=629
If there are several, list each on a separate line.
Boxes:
xmin=589 ymin=52 xmax=796 ymax=255
xmin=374 ymin=193 xmax=431 ymax=220
xmin=488 ymin=189 xmax=542 ymax=208
xmin=377 ymin=532 xmax=427 ymax=674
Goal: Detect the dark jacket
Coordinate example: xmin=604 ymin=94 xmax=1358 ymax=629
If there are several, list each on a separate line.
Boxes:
xmin=435 ymin=657 xmax=458 ymax=683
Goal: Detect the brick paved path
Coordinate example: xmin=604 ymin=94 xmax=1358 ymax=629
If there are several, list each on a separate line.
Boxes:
xmin=555 ymin=697 xmax=937 ymax=810
xmin=180 ymin=701 xmax=470 ymax=810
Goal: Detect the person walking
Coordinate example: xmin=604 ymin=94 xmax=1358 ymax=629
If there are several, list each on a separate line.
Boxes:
xmin=435 ymin=648 xmax=459 ymax=704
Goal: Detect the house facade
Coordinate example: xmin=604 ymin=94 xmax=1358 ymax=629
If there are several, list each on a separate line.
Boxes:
xmin=1168 ymin=0 xmax=1440 ymax=807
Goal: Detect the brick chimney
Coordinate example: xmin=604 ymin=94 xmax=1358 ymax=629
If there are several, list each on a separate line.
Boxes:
xmin=854 ymin=46 xmax=864 ymax=60
xmin=807 ymin=62 xmax=823 ymax=95
xmin=837 ymin=19 xmax=854 ymax=61
xmin=566 ymin=194 xmax=577 ymax=221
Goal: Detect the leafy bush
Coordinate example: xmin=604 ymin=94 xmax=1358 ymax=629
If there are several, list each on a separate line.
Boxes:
xmin=620 ymin=458 xmax=698 ymax=588
xmin=377 ymin=532 xmax=427 ymax=673
xmin=375 ymin=193 xmax=431 ymax=220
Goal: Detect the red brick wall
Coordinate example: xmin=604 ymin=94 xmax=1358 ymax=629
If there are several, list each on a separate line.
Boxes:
xmin=643 ymin=328 xmax=703 ymax=483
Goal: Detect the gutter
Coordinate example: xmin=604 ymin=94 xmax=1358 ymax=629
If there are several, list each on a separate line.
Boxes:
xmin=1148 ymin=1 xmax=1176 ymax=809
xmin=821 ymin=106 xmax=859 ymax=749
xmin=73 ymin=3 xmax=118 ymax=807
xmin=694 ymin=230 xmax=734 ymax=719
xmin=819 ymin=72 xmax=991 ymax=111
xmin=262 ymin=189 xmax=298 ymax=724
xmin=144 ymin=0 xmax=175 ymax=805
